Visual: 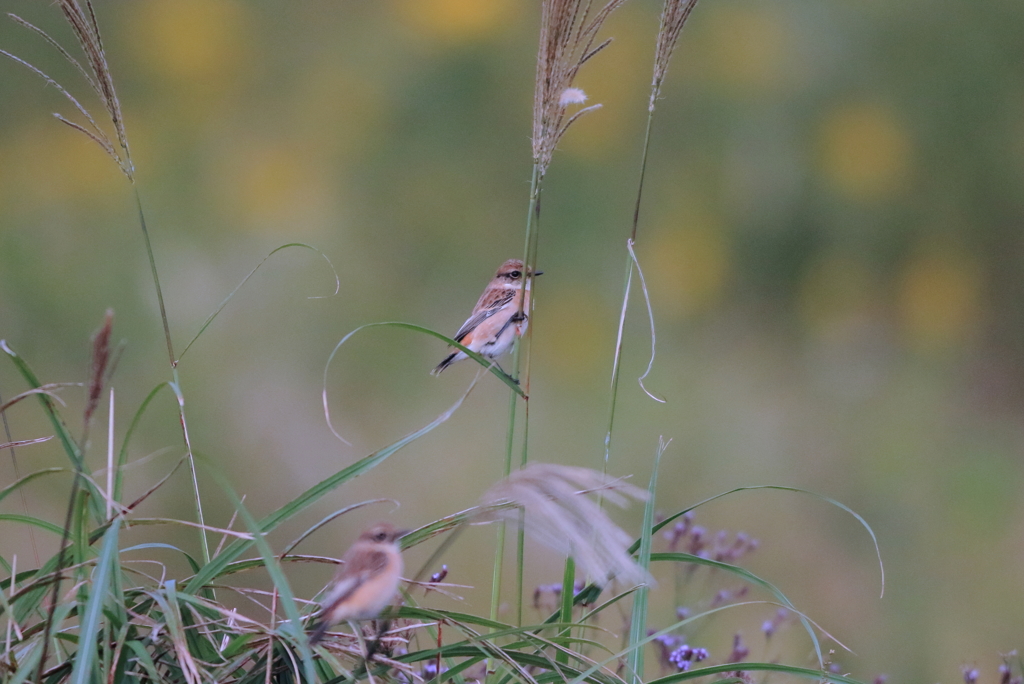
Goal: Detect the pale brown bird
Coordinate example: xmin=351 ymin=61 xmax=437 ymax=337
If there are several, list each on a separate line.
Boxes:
xmin=431 ymin=258 xmax=542 ymax=375
xmin=308 ymin=522 xmax=406 ymax=645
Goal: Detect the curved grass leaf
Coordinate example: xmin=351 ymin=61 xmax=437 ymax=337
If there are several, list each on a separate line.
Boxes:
xmin=649 ymin=551 xmax=830 ymax=662
xmin=177 ymin=243 xmax=341 ymax=363
xmin=0 ymin=467 xmax=67 ymax=506
xmin=636 ymin=485 xmax=884 ymax=597
xmin=324 ymin=322 xmax=525 ymax=406
xmin=568 ymin=600 xmax=831 ymax=684
xmin=121 ymin=542 xmax=201 ymax=573
xmin=1 ymin=342 xmax=83 ymax=469
xmin=1 ymin=341 xmax=104 ymax=522
xmin=646 ymin=661 xmax=864 ymax=684
xmin=184 ymin=378 xmax=478 ymax=594
xmin=114 ymin=381 xmax=174 ymax=503
xmin=397 ymin=644 xmax=620 ymax=684
xmin=281 ymin=498 xmax=397 ymax=557
xmin=0 ymin=513 xmax=65 ymax=537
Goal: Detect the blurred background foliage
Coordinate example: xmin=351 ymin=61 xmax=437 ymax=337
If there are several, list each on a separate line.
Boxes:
xmin=1 ymin=0 xmax=1022 ymax=681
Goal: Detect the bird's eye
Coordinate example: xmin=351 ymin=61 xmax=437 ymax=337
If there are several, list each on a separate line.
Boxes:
xmin=375 ymin=532 xmax=388 ymax=541
xmin=509 ymin=270 xmax=522 ymax=278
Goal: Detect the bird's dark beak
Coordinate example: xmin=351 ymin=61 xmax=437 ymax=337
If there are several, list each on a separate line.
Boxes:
xmin=534 ymin=271 xmax=544 ymax=276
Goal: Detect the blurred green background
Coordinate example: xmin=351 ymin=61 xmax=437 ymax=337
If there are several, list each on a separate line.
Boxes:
xmin=1 ymin=0 xmax=1023 ymax=681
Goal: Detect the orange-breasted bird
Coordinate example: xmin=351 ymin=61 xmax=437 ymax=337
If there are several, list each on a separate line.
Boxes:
xmin=431 ymin=258 xmax=541 ymax=375
xmin=308 ymin=522 xmax=406 ymax=645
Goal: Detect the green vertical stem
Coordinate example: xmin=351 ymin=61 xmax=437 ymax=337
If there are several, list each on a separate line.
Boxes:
xmin=604 ymin=258 xmax=633 ymax=473
xmin=134 ymin=189 xmax=210 ymax=565
xmin=489 ymin=162 xmax=543 ymax=679
xmin=630 ymin=114 xmax=655 ymax=244
xmin=516 ymin=512 xmax=526 ymax=628
xmin=513 ymin=164 xmax=543 ymax=627
xmin=602 ymin=110 xmax=657 ymax=476
xmin=134 ymin=190 xmax=175 ymax=369
xmin=171 ymin=368 xmax=211 ymax=565
xmin=556 ymin=556 xmax=575 ymax=666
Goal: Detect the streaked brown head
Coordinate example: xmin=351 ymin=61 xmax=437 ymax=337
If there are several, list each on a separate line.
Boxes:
xmin=494 ymin=258 xmax=543 ymax=282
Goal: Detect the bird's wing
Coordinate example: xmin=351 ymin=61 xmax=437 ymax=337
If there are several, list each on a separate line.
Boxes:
xmin=453 ymin=289 xmax=515 ymax=342
xmin=321 ymin=549 xmax=390 ymax=610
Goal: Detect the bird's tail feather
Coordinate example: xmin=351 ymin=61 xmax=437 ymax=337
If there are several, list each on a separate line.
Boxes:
xmin=431 ymin=352 xmax=458 ymax=376
xmin=308 ymin=620 xmax=329 ymax=646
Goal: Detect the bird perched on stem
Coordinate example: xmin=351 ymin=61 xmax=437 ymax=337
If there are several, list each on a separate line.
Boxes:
xmin=431 ymin=258 xmax=542 ymax=376
xmin=308 ymin=522 xmax=406 ymax=646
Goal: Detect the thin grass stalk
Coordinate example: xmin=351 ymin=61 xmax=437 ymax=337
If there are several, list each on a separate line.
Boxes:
xmin=603 ymin=109 xmax=656 ymax=480
xmin=132 ymin=161 xmax=209 ymax=566
xmin=603 ymin=259 xmax=634 ymax=472
xmin=168 ymin=370 xmax=210 ymax=565
xmin=513 ymin=168 xmax=545 ymax=631
xmin=132 ymin=190 xmax=209 ymax=567
xmin=624 ymin=439 xmax=664 ymax=684
xmin=105 ymin=389 xmax=113 ymax=521
xmin=555 ymin=556 xmax=575 ymax=667
xmin=492 ymin=162 xmax=543 ymax=640
xmin=516 ymin=512 xmax=526 ymax=628
xmin=133 ymin=191 xmax=175 ymax=368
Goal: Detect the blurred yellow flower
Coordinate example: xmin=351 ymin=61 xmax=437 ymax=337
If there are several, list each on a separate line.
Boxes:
xmin=646 ymin=212 xmax=730 ymax=319
xmin=898 ymin=243 xmax=982 ymax=351
xmin=212 ymin=140 xmax=331 ymax=236
xmin=818 ymin=102 xmax=912 ymax=202
xmin=701 ymin=5 xmax=788 ymax=94
xmin=396 ymin=0 xmax=520 ymax=42
xmin=126 ymin=0 xmax=251 ymax=101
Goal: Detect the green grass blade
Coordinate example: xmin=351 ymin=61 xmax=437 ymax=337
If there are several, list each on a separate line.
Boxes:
xmin=213 ymin=472 xmax=317 ymax=684
xmin=647 ymin=661 xmax=865 ymax=684
xmin=625 ymin=438 xmax=665 ymax=684
xmin=1 ymin=341 xmax=104 ymax=522
xmin=133 ymin=191 xmax=176 ymax=367
xmin=324 ymin=321 xmax=525 ymax=399
xmin=70 ymin=518 xmax=120 ymax=684
xmin=126 ymin=640 xmax=162 ymax=681
xmin=568 ymin=601 xmax=800 ymax=684
xmin=1 ymin=341 xmax=84 ymax=470
xmin=639 ymin=485 xmax=884 ymax=596
xmin=0 ymin=513 xmax=66 ymax=537
xmin=555 ymin=556 xmax=575 ymax=666
xmin=0 ymin=467 xmax=66 ymax=506
xmin=114 ymin=381 xmax=173 ymax=503
xmin=648 ymin=551 xmax=826 ymax=658
xmin=185 ymin=379 xmax=476 ymax=593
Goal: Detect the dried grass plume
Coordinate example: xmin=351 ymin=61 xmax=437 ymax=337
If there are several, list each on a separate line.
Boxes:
xmin=533 ymin=0 xmax=630 ymax=174
xmin=650 ymin=0 xmax=700 ymax=112
xmin=2 ymin=0 xmax=133 ymax=180
xmin=481 ymin=463 xmax=652 ymax=587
